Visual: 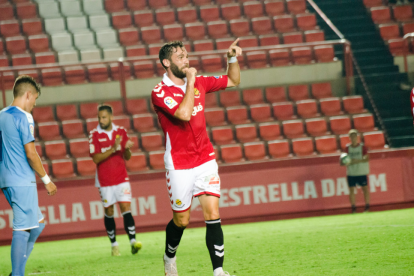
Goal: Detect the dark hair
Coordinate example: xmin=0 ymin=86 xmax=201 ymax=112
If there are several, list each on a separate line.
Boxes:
xmin=98 ymin=104 xmax=113 ymax=114
xmin=159 ymin=41 xmax=185 ymax=69
xmin=13 ymin=75 xmax=41 ymax=98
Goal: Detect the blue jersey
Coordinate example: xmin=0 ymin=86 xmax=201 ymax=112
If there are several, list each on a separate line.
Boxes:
xmin=0 ymin=106 xmax=36 ymax=188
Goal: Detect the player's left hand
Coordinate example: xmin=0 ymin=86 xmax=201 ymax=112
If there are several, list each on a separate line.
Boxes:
xmin=45 ymin=181 xmax=57 ymax=196
xmin=227 ymin=38 xmax=242 ymax=58
xmin=125 ymin=139 xmax=134 ymax=150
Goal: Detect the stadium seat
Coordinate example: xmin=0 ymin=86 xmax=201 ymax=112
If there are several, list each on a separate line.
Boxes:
xmin=112 ymin=12 xmax=133 ymax=29
xmin=283 ymin=32 xmax=304 ymax=44
xmin=148 ymin=43 xmax=163 ymax=56
xmin=41 ymin=68 xmax=64 ymax=86
xmin=64 ymin=66 xmax=87 ymax=85
xmin=148 ymin=0 xmax=168 ymax=9
xmin=17 ymin=70 xmax=39 ymax=83
xmin=155 ymin=8 xmax=176 ymax=26
xmin=259 ymin=34 xmax=280 ymax=46
xmin=6 ymin=36 xmax=26 ymax=55
xmin=268 ymin=140 xmax=291 ymax=158
xmin=272 ymin=102 xmax=296 ymax=120
xmin=201 ymin=55 xmax=224 ymax=72
xmin=212 ymin=126 xmax=236 ymax=145
xmin=207 ymin=21 xmax=230 ymax=39
xmin=342 ymin=95 xmax=366 ymax=114
xmin=243 ymin=1 xmax=264 ymax=18
xmin=134 ymin=10 xmax=154 ymax=27
xmin=28 ymin=35 xmax=49 ymax=53
xmin=110 ymin=62 xmax=132 ymax=81
xmin=133 ymin=114 xmax=157 ymax=133
xmin=62 ymin=120 xmax=86 ymax=139
xmin=292 ymin=137 xmax=315 ymax=156
xmin=282 ymin=120 xmax=306 ymax=139
xmin=0 ymin=20 xmax=20 ymax=38
xmin=238 ymin=36 xmax=259 ymax=48
xmin=83 ymin=0 xmax=106 ymax=15
xmin=286 ymin=0 xmax=306 ymax=14
xmin=339 ymin=134 xmax=360 ymax=151
xmin=104 ymin=0 xmax=125 ymax=12
xmin=296 ymin=99 xmax=320 ymax=119
xmin=76 ymin=157 xmax=96 ymax=176
xmin=185 ymin=22 xmax=207 ymax=40
xmin=265 ymin=86 xmax=287 ymax=103
xmin=177 ymin=7 xmax=198 ymax=24
xmin=141 ymin=132 xmax=164 ymax=151
xmin=392 ymin=5 xmax=413 ymax=22
xmin=329 ymin=116 xmax=352 ymax=135
xmin=127 ymin=0 xmax=147 ymax=11
xmin=220 ymin=90 xmax=242 ymax=107
xmin=200 ymin=5 xmax=220 ymax=22
xmin=127 ymin=135 xmax=141 ymax=152
xmin=288 ymin=84 xmax=309 ymax=101
xmin=61 ymin=0 xmax=83 ymax=17
xmin=363 ymin=131 xmax=386 ymax=150
xmin=141 ymin=26 xmax=162 ymax=44
xmin=314 ymin=45 xmax=335 ymax=63
xmin=305 ymin=30 xmax=325 ymax=42
xmin=363 ymin=0 xmax=383 ymax=7
xmin=242 ymin=88 xmax=264 ymax=105
xmin=69 ymin=138 xmax=90 ymax=158
xmin=112 ymin=116 xmax=131 ymax=131
xmin=126 ymin=45 xmax=147 ymax=57
xmin=252 ymin=16 xmax=273 ymax=35
xmin=80 ymin=103 xmax=99 ymax=119
xmin=33 ymin=106 xmax=54 ymax=123
xmin=296 ymin=13 xmax=317 ymax=31
xmin=35 ymin=142 xmax=44 ymax=159
xmin=22 ymin=19 xmax=43 ymax=36
xmin=1 ymin=71 xmax=15 ymax=90
xmin=16 ymin=2 xmax=37 ymax=19
xmin=379 ymin=23 xmax=400 ymax=40
xmin=235 ymin=124 xmax=259 ymax=143
xmin=0 ymin=3 xmax=14 ymax=21
xmin=216 ymin=37 xmax=237 ymax=50
xmin=388 ymin=38 xmax=407 ymax=56
xmin=269 ymin=49 xmax=291 ymax=66
xmin=103 ymin=100 xmax=124 ymax=116
xmin=205 ymin=93 xmax=218 ymax=108
xmin=244 ymin=141 xmax=268 ymax=161
xmin=229 ymin=19 xmax=251 ymax=37
xmin=127 ymin=98 xmax=149 ymax=115
xmin=246 ymin=51 xmax=268 ymax=69
xmin=205 ymin=108 xmax=227 ymax=126
xmin=264 ymin=0 xmax=286 ymax=16
xmin=291 ymin=47 xmax=312 ymax=64
xmin=320 ymin=97 xmax=343 ymax=116
xmin=259 ymin=122 xmax=282 ymax=141
xmin=56 ymin=104 xmax=78 ymax=121
xmin=148 ymin=151 xmax=165 ymax=170
xmin=35 ymin=52 xmax=56 ymax=65
xmin=52 ymin=160 xmax=76 ymax=179
xmin=87 ymin=65 xmax=109 ymax=83
xmin=315 ymin=136 xmax=339 ymax=154
xmin=12 ymin=54 xmax=32 ymax=67
xmin=273 ymin=15 xmax=296 ymax=33
xmin=311 ymin=82 xmax=332 ymax=99
xmin=370 ymin=6 xmax=392 ymax=24
xmin=126 ymin=152 xmax=149 ymax=172
xmin=193 ymin=40 xmax=214 ymax=52
xmin=226 ymin=106 xmax=250 ymax=125
xmin=220 ymin=144 xmax=244 ymax=163
xmin=222 ymin=3 xmax=242 ymax=20
xmin=45 ymin=141 xmax=68 ymax=160
xmin=250 ymin=104 xmax=273 ymax=122
xmin=38 ymin=122 xmax=62 ymax=141
xmin=305 ymin=118 xmax=330 ymax=137
xmin=86 ymin=118 xmax=99 ymax=133
xmin=353 ymin=114 xmax=376 ymax=132
xmin=402 ymin=22 xmax=414 ymax=35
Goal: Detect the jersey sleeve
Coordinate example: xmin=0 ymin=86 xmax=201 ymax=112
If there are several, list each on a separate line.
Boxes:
xmin=18 ymin=113 xmax=35 ymax=145
xmin=199 ymin=75 xmax=228 ymax=94
xmin=89 ymin=131 xmax=102 ymax=157
xmin=151 ymin=83 xmax=183 ymax=116
xmin=120 ymin=128 xmax=128 ymax=151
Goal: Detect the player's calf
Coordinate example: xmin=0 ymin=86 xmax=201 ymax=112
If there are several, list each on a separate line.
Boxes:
xmin=205 ymin=219 xmax=225 ymax=276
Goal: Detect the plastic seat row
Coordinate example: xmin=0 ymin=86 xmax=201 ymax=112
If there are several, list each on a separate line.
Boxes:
xmin=370 ymin=5 xmax=413 ymax=23
xmin=0 ymin=18 xmax=44 ymax=37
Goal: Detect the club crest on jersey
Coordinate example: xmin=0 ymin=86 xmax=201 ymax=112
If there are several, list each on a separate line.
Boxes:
xmin=194 ymin=88 xmax=200 ymax=98
xmin=192 ymin=103 xmax=203 ymax=116
xmin=164 ymin=97 xmax=178 ymax=109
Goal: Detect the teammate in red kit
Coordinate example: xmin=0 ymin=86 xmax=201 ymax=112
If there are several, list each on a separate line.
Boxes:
xmin=89 ymin=104 xmax=142 ymax=256
xmin=152 ymin=40 xmax=241 ymax=276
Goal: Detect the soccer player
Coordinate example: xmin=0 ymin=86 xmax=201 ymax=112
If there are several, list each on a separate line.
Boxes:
xmin=341 ymin=129 xmax=370 ymax=213
xmin=152 ymin=39 xmax=242 ymax=276
xmin=89 ymin=104 xmax=142 ymax=256
xmin=0 ymin=75 xmax=57 ymax=276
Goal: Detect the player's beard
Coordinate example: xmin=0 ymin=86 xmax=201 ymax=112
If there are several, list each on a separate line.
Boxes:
xmin=100 ymin=121 xmax=111 ymax=130
xmin=170 ymin=62 xmax=187 ymax=79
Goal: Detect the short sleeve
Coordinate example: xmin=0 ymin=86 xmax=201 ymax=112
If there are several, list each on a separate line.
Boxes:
xmin=18 ymin=114 xmax=35 ymax=145
xmin=89 ymin=132 xmax=101 ymax=156
xmin=151 ymin=84 xmax=183 ymax=116
xmin=121 ymin=129 xmax=128 ymax=151
xmin=199 ymin=75 xmax=228 ymax=94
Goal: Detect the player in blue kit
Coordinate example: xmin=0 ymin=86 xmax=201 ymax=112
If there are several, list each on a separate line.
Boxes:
xmin=0 ymin=75 xmax=57 ymax=276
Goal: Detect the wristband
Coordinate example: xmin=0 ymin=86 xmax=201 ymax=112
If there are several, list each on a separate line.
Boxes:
xmin=228 ymin=56 xmax=238 ymax=63
xmin=41 ymin=174 xmax=51 ymax=185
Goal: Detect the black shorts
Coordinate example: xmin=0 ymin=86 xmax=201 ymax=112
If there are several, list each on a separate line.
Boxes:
xmin=347 ymin=175 xmax=368 ymax=187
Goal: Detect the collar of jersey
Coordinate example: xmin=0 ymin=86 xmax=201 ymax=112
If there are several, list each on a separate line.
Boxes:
xmin=97 ymin=123 xmax=118 ymax=134
xmin=162 ymin=73 xmax=187 ymax=87
xmin=2 ymin=105 xmax=31 ymax=116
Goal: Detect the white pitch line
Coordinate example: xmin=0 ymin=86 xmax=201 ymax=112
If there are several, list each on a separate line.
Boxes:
xmin=28 ymin=272 xmax=52 ymax=275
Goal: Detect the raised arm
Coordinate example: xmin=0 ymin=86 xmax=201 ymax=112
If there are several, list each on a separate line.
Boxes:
xmin=173 ymin=67 xmax=198 ymax=122
xmin=92 ymin=135 xmax=121 ymax=164
xmin=226 ymin=38 xmax=242 ymax=88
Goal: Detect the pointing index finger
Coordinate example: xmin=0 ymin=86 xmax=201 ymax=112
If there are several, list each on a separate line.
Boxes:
xmin=230 ymin=38 xmax=240 ymax=47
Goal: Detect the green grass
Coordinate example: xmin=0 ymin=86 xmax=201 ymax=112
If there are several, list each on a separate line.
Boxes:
xmin=1 ymin=208 xmax=414 ymax=276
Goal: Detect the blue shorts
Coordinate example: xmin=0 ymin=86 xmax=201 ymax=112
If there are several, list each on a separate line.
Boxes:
xmin=2 ymin=186 xmax=44 ymax=230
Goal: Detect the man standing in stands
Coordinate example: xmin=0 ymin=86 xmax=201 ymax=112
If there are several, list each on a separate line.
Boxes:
xmin=152 ymin=39 xmax=241 ymax=276
xmin=89 ymin=104 xmax=142 ymax=256
xmin=0 ymin=75 xmax=57 ymax=276
xmin=341 ymin=129 xmax=370 ymax=213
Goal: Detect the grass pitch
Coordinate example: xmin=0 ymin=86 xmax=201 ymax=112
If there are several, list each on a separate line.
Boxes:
xmin=1 ymin=208 xmax=413 ymax=276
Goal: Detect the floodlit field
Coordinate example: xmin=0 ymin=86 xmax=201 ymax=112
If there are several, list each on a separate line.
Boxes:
xmin=1 ymin=208 xmax=413 ymax=276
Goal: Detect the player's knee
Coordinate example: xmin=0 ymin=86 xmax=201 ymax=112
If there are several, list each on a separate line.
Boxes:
xmin=173 ymin=217 xmax=190 ymax=228
xmin=104 ymin=206 xmax=115 ymax=217
xmin=203 ymin=210 xmax=220 ymax=221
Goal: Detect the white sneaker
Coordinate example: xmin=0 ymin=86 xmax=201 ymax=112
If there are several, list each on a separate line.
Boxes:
xmin=164 ymin=255 xmax=178 ymax=276
xmin=111 ymin=245 xmax=121 ymax=256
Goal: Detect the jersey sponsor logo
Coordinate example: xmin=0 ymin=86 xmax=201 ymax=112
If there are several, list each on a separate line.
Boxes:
xmin=173 ymin=93 xmax=183 ymax=97
xmin=204 ymin=174 xmax=220 ymax=185
xmin=90 ymin=144 xmax=95 ymax=154
xmin=194 ymin=88 xmax=200 ymax=98
xmin=29 ymin=124 xmax=34 ymax=137
xmin=192 ymin=103 xmax=203 ymax=116
xmin=123 ymin=187 xmax=131 ymax=195
xmin=164 ymin=97 xmax=178 ymax=109
xmin=101 ymin=145 xmax=113 ymax=153
xmin=98 ymin=138 xmax=107 ymax=142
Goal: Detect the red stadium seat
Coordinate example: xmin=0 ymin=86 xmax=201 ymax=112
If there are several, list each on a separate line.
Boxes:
xmin=141 ymin=26 xmax=162 ymax=44
xmin=342 ymin=95 xmax=366 ymax=114
xmin=311 ymin=82 xmax=332 ymax=99
xmin=128 ymin=135 xmax=141 ymax=152
xmin=207 ymin=21 xmax=229 ymax=39
xmin=216 ymin=37 xmax=237 ymax=50
xmin=52 ymin=160 xmax=76 ymax=179
xmin=243 ymin=1 xmax=264 ymax=18
xmin=112 ymin=115 xmax=131 ymax=131
xmin=148 ymin=151 xmax=165 ymax=170
xmin=35 ymin=142 xmax=44 ymax=159
xmin=392 ymin=5 xmax=413 ymax=22
xmin=288 ymin=84 xmax=309 ymax=101
xmin=45 ymin=141 xmax=68 ymax=160
xmin=296 ymin=13 xmax=317 ymax=31
xmin=28 ymin=35 xmax=49 ymax=53
xmin=22 ymin=19 xmax=43 ymax=35
xmin=339 ymin=133 xmax=361 ymax=151
xmin=105 ymin=0 xmax=125 ymax=12
xmin=291 ymin=47 xmax=312 ymax=64
xmin=33 ymin=106 xmax=54 ymax=123
xmin=238 ymin=36 xmax=259 ymax=48
xmin=205 ymin=108 xmax=227 ymax=126
xmin=315 ymin=136 xmax=339 ymax=154
xmin=104 ymin=100 xmax=124 ymax=116
xmin=235 ymin=124 xmax=259 ymax=143
xmin=201 ymin=55 xmax=224 ymax=72
xmin=64 ymin=66 xmax=87 ymax=85
xmin=141 ymin=132 xmax=164 ymax=151
xmin=259 ymin=34 xmax=280 ymax=46
xmin=87 ymin=65 xmax=109 ymax=83
xmin=305 ymin=30 xmax=325 ymax=42
xmin=76 ymin=157 xmax=96 ymax=176
xmin=16 ymin=2 xmax=37 ymax=19
xmin=35 ymin=52 xmax=56 ymax=65
xmin=12 ymin=54 xmax=32 ymax=67
xmin=110 ymin=62 xmax=132 ymax=81
xmin=246 ymin=51 xmax=268 ymax=69
xmin=379 ymin=23 xmax=400 ymax=40
xmin=252 ymin=16 xmax=273 ymax=35
xmin=127 ymin=0 xmax=147 ymax=11
xmin=259 ymin=122 xmax=282 ymax=141
xmin=62 ymin=120 xmax=86 ymax=139
xmin=268 ymin=140 xmax=291 ymax=158
xmin=185 ymin=22 xmax=207 ymax=40
xmin=272 ymin=102 xmax=296 ymax=120
xmin=273 ymin=15 xmax=296 ymax=33
xmin=134 ymin=10 xmax=154 ymax=27
xmin=305 ymin=118 xmax=330 ymax=137
xmin=286 ymin=0 xmax=306 ymax=14
xmin=212 ymin=126 xmax=235 ymax=145
xmin=388 ymin=38 xmax=407 ymax=56
xmin=363 ymin=131 xmax=386 ymax=150
xmin=38 ymin=122 xmax=62 ymax=141
xmin=112 ymin=12 xmax=132 ymax=29
xmin=320 ymin=97 xmax=343 ymax=116
xmin=155 ymin=8 xmax=176 ymax=26
xmin=269 ymin=49 xmax=291 ymax=66
xmin=0 ymin=54 xmax=8 ymax=66
xmin=127 ymin=98 xmax=149 ymax=115
xmin=329 ymin=116 xmax=352 ymax=135
xmin=126 ymin=45 xmax=147 ymax=57
xmin=244 ymin=141 xmax=268 ymax=161
xmin=220 ymin=90 xmax=241 ymax=107
xmin=363 ymin=0 xmax=383 ymax=7
xmin=6 ymin=36 xmax=26 ymax=55
xmin=17 ymin=69 xmax=39 ymax=82
xmin=283 ymin=32 xmax=303 ymax=44
xmin=353 ymin=114 xmax=376 ymax=132
xmin=220 ymin=144 xmax=244 ymax=163
xmin=69 ymin=138 xmax=90 ymax=158
xmin=229 ymin=19 xmax=251 ymax=37
xmin=148 ymin=0 xmax=168 ymax=9
xmin=0 ymin=3 xmax=14 ymax=21
xmin=205 ymin=93 xmax=218 ymax=108
xmin=1 ymin=71 xmax=15 ymax=90
xmin=402 ymin=22 xmax=414 ymax=35
xmin=148 ymin=43 xmax=163 ymax=56
xmin=314 ymin=45 xmax=335 ymax=63
xmin=133 ymin=61 xmax=156 ymax=79
xmin=0 ymin=40 xmax=3 ymax=54
xmin=0 ymin=20 xmax=20 ymax=38
xmin=282 ymin=120 xmax=306 ymax=139
xmin=242 ymin=88 xmax=264 ymax=105
xmin=200 ymin=5 xmax=220 ymax=22
xmin=370 ymin=6 xmax=392 ymax=24
xmin=296 ymin=99 xmax=320 ymax=118
xmin=126 ymin=152 xmax=149 ymax=172
xmin=133 ymin=113 xmax=157 ymax=133
xmin=80 ymin=103 xmax=99 ymax=119
xmin=177 ymin=7 xmax=197 ymax=24
xmin=222 ymin=3 xmax=242 ymax=20
xmin=264 ymin=0 xmax=286 ymax=16
xmin=86 ymin=118 xmax=99 ymax=133
xmin=250 ymin=104 xmax=272 ymax=122
xmin=292 ymin=137 xmax=315 ymax=156
xmin=226 ymin=106 xmax=250 ymax=125
xmin=193 ymin=40 xmax=214 ymax=52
